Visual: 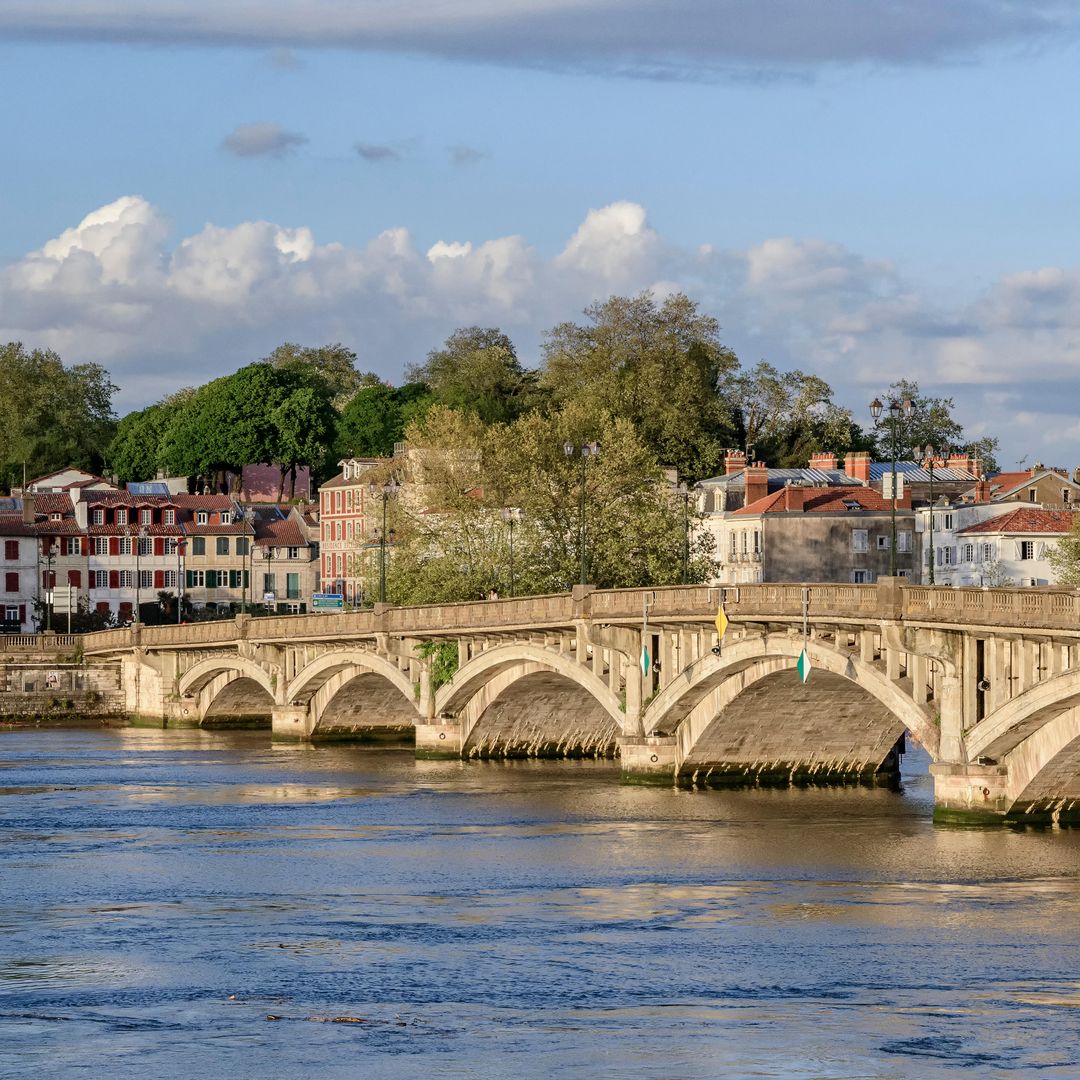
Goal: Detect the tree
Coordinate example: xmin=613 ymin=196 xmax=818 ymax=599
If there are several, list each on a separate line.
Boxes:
xmin=540 ymin=293 xmax=737 ymax=482
xmin=262 ymin=342 xmax=371 ymax=410
xmin=0 ymin=342 xmax=117 ymax=491
xmin=109 ymin=389 xmax=194 ymax=482
xmin=722 ymin=361 xmax=853 ymax=466
xmin=1048 ymin=520 xmax=1080 ymax=585
xmin=271 ymin=382 xmax=337 ymax=499
xmin=336 ymin=382 xmax=431 ymax=459
xmin=408 ymin=327 xmax=539 ymax=424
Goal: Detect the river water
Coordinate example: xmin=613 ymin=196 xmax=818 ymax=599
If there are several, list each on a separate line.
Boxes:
xmin=3 ymin=730 xmax=1080 ymax=1078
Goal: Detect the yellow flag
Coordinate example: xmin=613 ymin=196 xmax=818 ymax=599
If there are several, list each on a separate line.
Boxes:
xmin=715 ymin=603 xmax=729 ymax=639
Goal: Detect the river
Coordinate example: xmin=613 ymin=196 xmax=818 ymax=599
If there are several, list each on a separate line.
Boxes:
xmin=3 ymin=729 xmax=1080 ymax=1078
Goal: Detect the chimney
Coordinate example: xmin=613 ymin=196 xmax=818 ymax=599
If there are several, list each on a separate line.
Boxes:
xmin=743 ymin=461 xmax=769 ymax=507
xmin=724 ymin=448 xmax=747 ymax=475
xmin=844 ymin=451 xmax=871 ymax=485
xmin=946 ymin=452 xmax=973 ymax=476
xmin=808 ymin=451 xmax=838 ymax=471
xmin=21 ymin=493 xmax=35 ymax=525
xmin=783 ymin=481 xmax=807 ymax=512
xmin=973 ymin=477 xmax=992 ymax=503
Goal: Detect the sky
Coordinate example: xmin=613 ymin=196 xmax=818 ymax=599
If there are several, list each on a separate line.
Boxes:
xmin=2 ymin=1 xmax=1080 ymax=469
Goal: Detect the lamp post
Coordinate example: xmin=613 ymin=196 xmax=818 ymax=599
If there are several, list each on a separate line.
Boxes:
xmin=42 ymin=541 xmax=58 ymax=632
xmin=241 ymin=508 xmax=256 ymax=614
xmin=869 ymin=396 xmax=913 ymax=576
xmin=922 ymin=443 xmax=936 ymax=586
xmin=262 ymin=546 xmax=275 ymax=613
xmin=563 ymin=441 xmax=599 ymax=586
xmin=134 ymin=525 xmax=148 ymax=625
xmin=500 ymin=508 xmax=523 ymax=596
xmin=367 ymin=478 xmax=399 ymax=604
xmin=676 ymin=481 xmax=691 ymax=584
xmin=176 ymin=539 xmax=186 ymax=624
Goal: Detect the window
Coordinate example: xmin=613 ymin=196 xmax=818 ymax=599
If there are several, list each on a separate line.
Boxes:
xmin=187 ymin=570 xmax=205 ymax=588
xmin=940 ymin=547 xmax=955 ymax=566
xmin=140 ymin=508 xmax=152 ymax=525
xmin=263 ymin=573 xmax=276 ymax=594
xmin=4 ymin=572 xmax=17 ymax=592
xmin=4 ymin=540 xmax=17 ymax=561
xmin=335 ymin=553 xmax=343 ymax=576
xmin=6 ymin=605 xmax=19 ymax=624
xmin=196 ymin=511 xmax=208 ymax=525
xmin=982 ymin=543 xmax=994 ymax=561
xmin=346 ymin=521 xmax=353 ymax=541
xmin=962 ymin=543 xmax=975 ymax=563
xmin=851 ymin=570 xmax=871 ymax=583
xmin=64 ymin=538 xmax=80 ymax=556
xmin=1020 ymin=541 xmax=1035 ymax=560
xmin=897 ymin=531 xmax=912 ymax=553
xmin=139 ymin=570 xmax=153 ymax=589
xmin=728 ymin=532 xmax=736 ymax=557
xmin=163 ymin=570 xmax=177 ymax=589
xmin=119 ymin=571 xmax=134 ymax=588
xmin=1029 ymin=488 xmax=1038 ymax=503
xmin=220 ymin=510 xmax=231 ymax=525
xmin=335 ymin=522 xmax=342 ymax=541
xmin=93 ymin=570 xmax=108 ymax=589
xmin=138 ymin=537 xmax=152 ymax=557
xmin=92 ymin=509 xmax=104 ymax=525
xmin=50 ymin=512 xmax=62 ymax=522
xmin=286 ymin=573 xmax=300 ymax=599
xmin=346 ymin=490 xmax=353 ymax=511
xmin=236 ymin=537 xmax=249 ymax=556
xmin=192 ymin=537 xmax=206 ymax=556
xmin=876 ymin=534 xmax=889 ymax=550
xmin=896 ymin=569 xmax=911 ymax=579
xmin=94 ymin=537 xmax=110 ymax=556
xmin=1065 ymin=490 xmax=1071 ymax=505
xmin=164 ymin=509 xmax=175 ymax=524
xmin=335 ymin=491 xmax=342 ymax=512
xmin=205 ymin=569 xmax=219 ymax=588
xmin=324 ymin=554 xmax=332 ymax=576
xmin=322 ymin=493 xmax=331 ymax=513
xmin=116 ymin=509 xmax=127 ymax=525
xmin=753 ymin=530 xmax=761 ymax=554
xmin=164 ymin=538 xmax=178 ymax=555
xmin=217 ymin=537 xmax=230 ymax=556
xmin=119 ymin=536 xmax=133 ymax=556
xmin=287 ymin=547 xmax=300 ymax=560
xmin=67 ymin=570 xmax=81 ymax=587
xmin=852 ymin=529 xmax=869 ymax=553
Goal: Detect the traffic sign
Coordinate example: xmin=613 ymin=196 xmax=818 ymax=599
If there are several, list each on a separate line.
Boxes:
xmin=312 ymin=593 xmax=344 ymax=611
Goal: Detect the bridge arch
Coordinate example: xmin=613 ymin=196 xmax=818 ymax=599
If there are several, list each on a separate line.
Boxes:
xmin=436 ymin=644 xmax=623 ymax=758
xmin=966 ymin=670 xmax=1080 ymax=763
xmin=644 ymin=635 xmax=940 ymax=784
xmin=286 ymin=649 xmax=419 ymax=740
xmin=177 ymin=655 xmax=280 ymax=728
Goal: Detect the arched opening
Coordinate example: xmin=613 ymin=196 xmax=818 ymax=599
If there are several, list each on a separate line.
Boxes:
xmin=1002 ymin=703 xmax=1080 ymax=824
xmin=461 ymin=669 xmax=619 ymax=760
xmin=678 ymin=666 xmax=909 ymax=788
xmin=202 ymin=675 xmax=276 ymax=730
xmin=312 ymin=672 xmax=418 ymax=744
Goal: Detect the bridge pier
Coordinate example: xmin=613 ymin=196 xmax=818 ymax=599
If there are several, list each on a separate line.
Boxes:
xmin=620 ymin=735 xmax=677 ymax=784
xmin=930 ymin=762 xmax=1011 ymax=824
xmin=271 ymin=704 xmax=314 ymax=741
xmin=416 ymin=719 xmax=464 ymax=759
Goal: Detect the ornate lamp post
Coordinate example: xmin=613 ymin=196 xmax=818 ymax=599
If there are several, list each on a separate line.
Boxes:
xmin=870 ymin=396 xmax=913 ymax=576
xmin=563 ymin=441 xmax=599 ymax=586
xmin=176 ymin=539 xmax=186 ymax=624
xmin=241 ymin=508 xmax=256 ymax=614
xmin=367 ymin=478 xmax=400 ymax=604
xmin=922 ymin=443 xmax=937 ymax=585
xmin=676 ymin=481 xmax=692 ymax=584
xmin=131 ymin=524 xmax=149 ymax=626
xmin=262 ymin=546 xmax=275 ymax=613
xmin=42 ymin=541 xmax=58 ymax=632
xmin=500 ymin=508 xmax=523 ymax=597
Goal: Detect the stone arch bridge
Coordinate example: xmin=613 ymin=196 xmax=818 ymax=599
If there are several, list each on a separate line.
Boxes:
xmin=82 ymin=580 xmax=1080 ymax=825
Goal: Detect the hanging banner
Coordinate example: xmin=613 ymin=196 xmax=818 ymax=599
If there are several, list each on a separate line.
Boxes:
xmin=640 ymin=644 xmax=651 ymax=677
xmin=797 ymin=648 xmax=812 ymax=684
xmin=715 ymin=603 xmax=729 ymax=640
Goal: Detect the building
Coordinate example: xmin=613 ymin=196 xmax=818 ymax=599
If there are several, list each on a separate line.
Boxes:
xmin=965 ymin=465 xmax=1080 ymax=508
xmin=951 ymin=508 xmax=1078 ymax=587
xmin=0 ymin=501 xmax=40 ymax=632
xmin=720 ymin=483 xmax=915 ymax=584
xmin=250 ymin=504 xmax=320 ymax=613
xmin=173 ymin=495 xmax=253 ymax=612
xmin=319 ymin=458 xmax=386 ymax=604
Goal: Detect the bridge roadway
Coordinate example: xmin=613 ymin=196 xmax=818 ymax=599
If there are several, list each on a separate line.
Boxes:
xmin=81 ymin=579 xmax=1080 ymax=824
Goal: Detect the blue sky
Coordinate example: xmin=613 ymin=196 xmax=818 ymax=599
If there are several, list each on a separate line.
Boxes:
xmin=2 ymin=1 xmax=1080 ymax=469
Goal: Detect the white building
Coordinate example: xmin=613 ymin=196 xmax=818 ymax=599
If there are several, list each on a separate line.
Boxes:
xmin=913 ymin=500 xmax=1018 ymax=586
xmin=950 ymin=508 xmax=1077 ymax=587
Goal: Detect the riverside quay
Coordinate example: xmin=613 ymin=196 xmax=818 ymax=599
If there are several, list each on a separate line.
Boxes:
xmin=80 ymin=579 xmax=1080 ymax=826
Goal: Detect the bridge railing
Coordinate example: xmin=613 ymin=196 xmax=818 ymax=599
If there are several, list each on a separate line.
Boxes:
xmin=904 ymin=586 xmax=1080 ymax=629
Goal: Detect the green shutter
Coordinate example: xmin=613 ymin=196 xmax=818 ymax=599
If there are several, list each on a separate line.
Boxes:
xmin=229 ymin=569 xmax=241 ymax=589
xmin=186 ymin=570 xmax=194 ymax=588
xmin=206 ymin=569 xmax=217 ymax=588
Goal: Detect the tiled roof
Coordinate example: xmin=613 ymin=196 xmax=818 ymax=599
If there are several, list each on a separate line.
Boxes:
xmin=82 ymin=491 xmax=181 ymax=507
xmin=0 ymin=514 xmax=39 ymax=537
xmin=255 ymin=516 xmax=308 ymax=548
xmin=957 ymin=509 xmax=1078 ymax=536
xmin=734 ymin=486 xmax=909 ymax=516
xmin=171 ymin=494 xmax=236 ymax=509
xmin=32 ymin=494 xmax=76 ymax=514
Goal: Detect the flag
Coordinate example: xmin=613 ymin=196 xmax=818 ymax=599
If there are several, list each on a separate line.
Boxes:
xmin=797 ymin=648 xmax=811 ymax=684
xmin=715 ymin=603 xmax=729 ymax=640
xmin=640 ymin=644 xmax=650 ymax=676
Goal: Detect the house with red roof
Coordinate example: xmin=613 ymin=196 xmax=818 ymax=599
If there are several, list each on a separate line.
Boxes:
xmin=952 ymin=508 xmax=1079 ymax=587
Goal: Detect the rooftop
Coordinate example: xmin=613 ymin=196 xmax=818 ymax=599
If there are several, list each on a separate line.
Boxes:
xmin=957 ymin=508 xmax=1079 ymax=536
xmin=734 ymin=485 xmax=909 ymax=516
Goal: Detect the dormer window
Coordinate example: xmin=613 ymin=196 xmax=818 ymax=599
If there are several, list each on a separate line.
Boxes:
xmin=196 ymin=511 xmax=208 ymax=525
xmin=116 ymin=509 xmax=127 ymax=525
xmin=92 ymin=508 xmax=104 ymax=525
xmin=140 ymin=508 xmax=152 ymax=525
xmin=220 ymin=510 xmax=231 ymax=525
xmin=163 ymin=509 xmax=175 ymax=525
xmin=343 ymin=463 xmax=352 ymax=481
xmin=50 ymin=512 xmax=62 ymax=522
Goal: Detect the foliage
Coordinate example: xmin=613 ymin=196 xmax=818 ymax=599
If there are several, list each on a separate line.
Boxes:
xmin=337 ymin=381 xmax=432 ymax=459
xmin=540 ymin=293 xmax=737 ymax=482
xmin=109 ymin=390 xmax=194 ymax=482
xmin=1048 ymin=520 xmax=1080 ymax=585
xmin=722 ymin=360 xmax=854 ymax=467
xmin=262 ymin=341 xmax=372 ymax=410
xmin=416 ymin=640 xmax=459 ymax=690
xmin=408 ymin=326 xmax=539 ymax=425
xmin=32 ymin=595 xmax=116 ymax=633
xmin=0 ymin=342 xmax=117 ymax=492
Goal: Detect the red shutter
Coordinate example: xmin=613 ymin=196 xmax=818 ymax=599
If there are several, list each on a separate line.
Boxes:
xmin=96 ymin=602 xmax=110 ymax=614
xmin=109 ymin=537 xmax=120 ymax=556
xmin=4 ymin=540 xmax=17 ymax=560
xmin=80 ymin=537 xmax=87 ymax=556
xmin=109 ymin=570 xmax=119 ymax=589
xmin=154 ymin=537 xmax=164 ymax=556
xmin=68 ymin=570 xmax=81 ymax=587
xmin=4 ymin=572 xmax=16 ymax=592
xmin=18 ymin=604 xmax=25 ymax=624
xmin=154 ymin=570 xmax=164 ymax=588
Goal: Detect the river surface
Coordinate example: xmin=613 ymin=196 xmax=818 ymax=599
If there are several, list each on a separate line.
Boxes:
xmin=4 ymin=730 xmax=1080 ymax=1078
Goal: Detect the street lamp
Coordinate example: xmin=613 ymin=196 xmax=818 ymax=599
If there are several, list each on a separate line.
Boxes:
xmin=563 ymin=441 xmax=599 ymax=586
xmin=241 ymin=508 xmax=256 ymax=614
xmin=921 ymin=443 xmax=937 ymax=586
xmin=500 ymin=507 xmax=523 ymax=597
xmin=676 ymin=482 xmax=692 ymax=584
xmin=41 ymin=541 xmax=58 ymax=632
xmin=133 ymin=524 xmax=148 ymax=625
xmin=176 ymin=539 xmax=186 ymax=624
xmin=869 ymin=397 xmax=913 ymax=576
xmin=367 ymin=478 xmax=400 ymax=604
xmin=262 ymin=546 xmax=275 ymax=613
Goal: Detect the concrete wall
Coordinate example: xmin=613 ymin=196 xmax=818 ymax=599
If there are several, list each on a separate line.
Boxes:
xmin=763 ymin=513 xmax=915 ymax=583
xmin=0 ymin=659 xmax=124 ymax=722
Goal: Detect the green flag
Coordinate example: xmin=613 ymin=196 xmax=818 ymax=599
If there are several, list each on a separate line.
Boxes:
xmin=797 ymin=648 xmax=811 ymax=684
xmin=640 ymin=644 xmax=650 ymax=676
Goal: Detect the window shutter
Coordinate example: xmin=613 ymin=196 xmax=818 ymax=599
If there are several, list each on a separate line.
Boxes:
xmin=1037 ymin=543 xmax=1047 ymax=559
xmin=154 ymin=570 xmax=164 ymax=589
xmin=109 ymin=570 xmax=119 ymax=589
xmin=5 ymin=572 xmax=16 ymax=592
xmin=206 ymin=569 xmax=217 ymax=588
xmin=109 ymin=536 xmax=120 ymax=556
xmin=154 ymin=537 xmax=164 ymax=556
xmin=186 ymin=570 xmax=194 ymax=588
xmin=68 ymin=570 xmax=81 ymax=587
xmin=18 ymin=604 xmax=25 ymax=624
xmin=1014 ymin=541 xmax=1024 ymax=559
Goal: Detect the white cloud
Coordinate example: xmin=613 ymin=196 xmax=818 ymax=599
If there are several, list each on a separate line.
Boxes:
xmin=1 ymin=1 xmax=1074 ymax=78
xmin=6 ymin=194 xmax=1080 ymax=464
xmin=221 ymin=122 xmax=308 ymax=158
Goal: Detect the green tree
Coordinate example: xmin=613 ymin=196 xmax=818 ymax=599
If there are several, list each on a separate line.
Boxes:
xmin=1049 ymin=519 xmax=1080 ymax=585
xmin=0 ymin=342 xmax=117 ymax=491
xmin=109 ymin=389 xmax=194 ymax=482
xmin=408 ymin=327 xmax=538 ymax=424
xmin=262 ymin=341 xmax=371 ymax=409
xmin=540 ymin=293 xmax=737 ymax=482
xmin=336 ymin=382 xmax=431 ymax=458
